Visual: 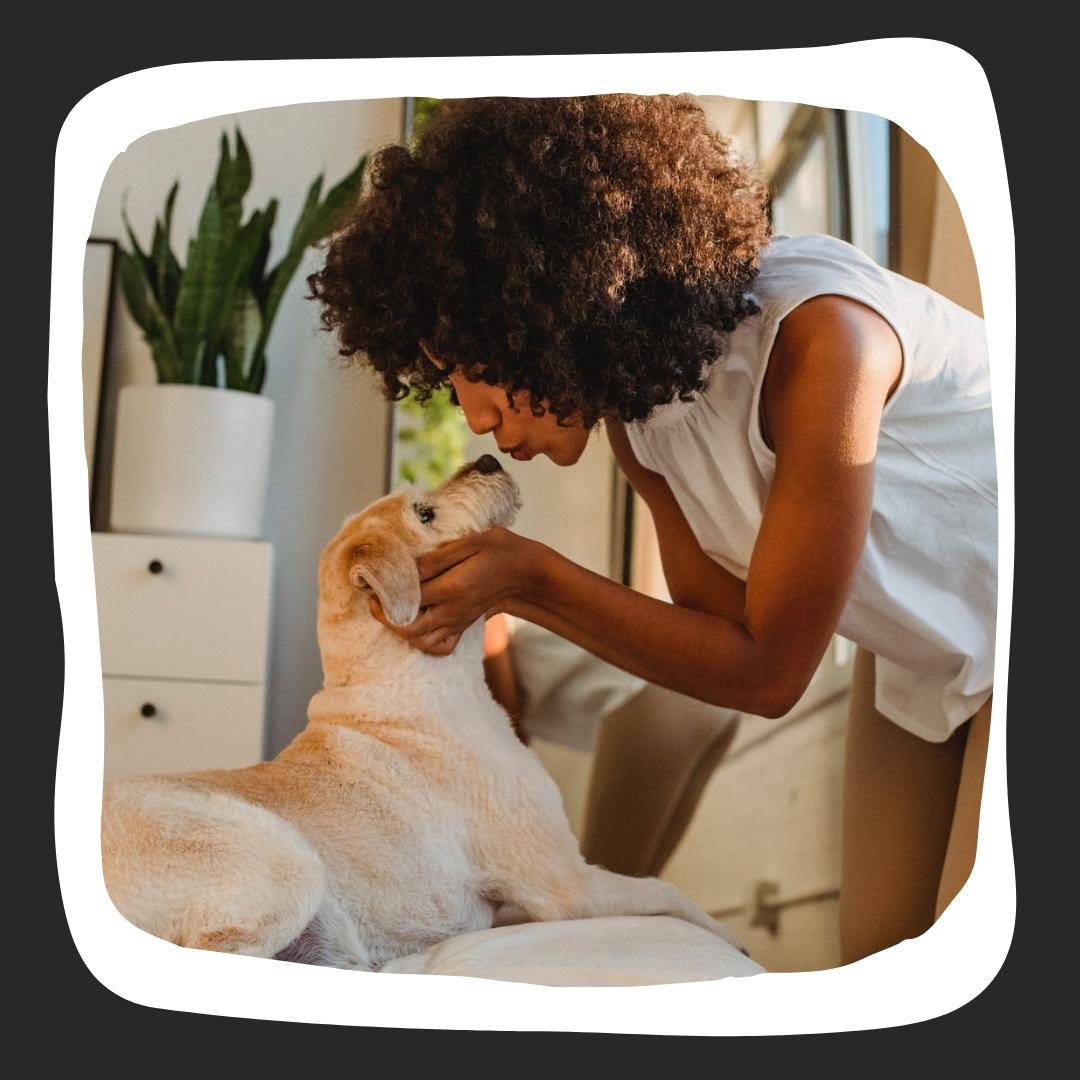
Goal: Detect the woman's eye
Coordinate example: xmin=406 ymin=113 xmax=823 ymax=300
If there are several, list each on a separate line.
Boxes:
xmin=415 ymin=504 xmax=436 ymax=524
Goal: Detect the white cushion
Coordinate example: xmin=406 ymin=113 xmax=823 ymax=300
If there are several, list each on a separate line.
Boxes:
xmin=377 ymin=916 xmax=766 ymax=986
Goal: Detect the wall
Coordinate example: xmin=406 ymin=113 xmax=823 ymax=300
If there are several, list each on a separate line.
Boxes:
xmin=926 ymin=170 xmax=983 ymax=316
xmin=697 ymin=95 xmax=759 ymax=161
xmin=90 ymin=98 xmax=403 ymax=755
xmin=896 ymin=127 xmax=982 ymax=317
xmin=661 ymin=661 xmax=851 ymax=971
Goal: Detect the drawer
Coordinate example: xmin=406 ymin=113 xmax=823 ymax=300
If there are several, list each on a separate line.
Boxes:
xmin=103 ymin=677 xmax=265 ymax=782
xmin=93 ymin=532 xmax=272 ymax=682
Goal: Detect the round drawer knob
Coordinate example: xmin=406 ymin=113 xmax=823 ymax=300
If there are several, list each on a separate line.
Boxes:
xmin=147 ymin=560 xmax=164 ymax=575
xmin=140 ymin=702 xmax=157 ymax=718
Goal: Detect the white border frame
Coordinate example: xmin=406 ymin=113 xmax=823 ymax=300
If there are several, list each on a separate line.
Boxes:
xmin=52 ymin=42 xmax=1014 ymax=1034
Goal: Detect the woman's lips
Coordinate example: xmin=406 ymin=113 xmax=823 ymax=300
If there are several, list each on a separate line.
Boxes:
xmin=501 ymin=441 xmax=535 ymax=461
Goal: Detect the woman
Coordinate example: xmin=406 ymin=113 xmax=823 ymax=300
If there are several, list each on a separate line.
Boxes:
xmin=306 ymin=94 xmax=997 ymax=965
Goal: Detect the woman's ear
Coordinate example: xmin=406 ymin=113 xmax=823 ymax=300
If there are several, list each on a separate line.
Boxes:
xmin=349 ymin=537 xmax=422 ymax=627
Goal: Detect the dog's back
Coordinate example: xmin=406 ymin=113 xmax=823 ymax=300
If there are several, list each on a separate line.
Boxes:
xmin=101 ymin=703 xmax=509 ymax=966
xmin=102 ymin=770 xmax=330 ymax=957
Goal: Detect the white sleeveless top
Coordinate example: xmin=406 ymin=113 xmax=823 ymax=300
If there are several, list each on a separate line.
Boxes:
xmin=624 ymin=232 xmax=997 ymax=742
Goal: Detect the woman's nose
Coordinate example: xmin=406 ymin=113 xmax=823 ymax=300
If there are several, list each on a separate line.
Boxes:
xmin=459 ymin=389 xmax=502 ymax=436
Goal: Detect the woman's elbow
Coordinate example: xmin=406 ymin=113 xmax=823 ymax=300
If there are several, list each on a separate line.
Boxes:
xmin=748 ymin=664 xmax=813 ymax=719
xmin=694 ymin=637 xmax=815 ymax=717
xmin=697 ymin=676 xmax=802 ymax=719
xmin=753 ymin=684 xmax=802 ymax=719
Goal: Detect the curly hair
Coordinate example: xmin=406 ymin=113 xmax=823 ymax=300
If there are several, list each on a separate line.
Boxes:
xmin=306 ymin=94 xmax=772 ymax=427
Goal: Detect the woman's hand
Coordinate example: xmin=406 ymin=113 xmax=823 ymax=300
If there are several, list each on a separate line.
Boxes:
xmin=369 ymin=525 xmax=542 ymax=655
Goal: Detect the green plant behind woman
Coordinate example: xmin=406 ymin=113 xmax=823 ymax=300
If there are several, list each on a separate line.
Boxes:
xmin=117 ymin=127 xmax=368 ymax=394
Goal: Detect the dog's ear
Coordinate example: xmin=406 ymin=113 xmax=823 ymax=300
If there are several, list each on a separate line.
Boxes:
xmin=348 ymin=537 xmax=421 ymax=627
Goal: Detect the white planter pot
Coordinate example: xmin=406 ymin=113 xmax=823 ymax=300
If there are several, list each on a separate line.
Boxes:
xmin=110 ymin=384 xmax=275 ymax=540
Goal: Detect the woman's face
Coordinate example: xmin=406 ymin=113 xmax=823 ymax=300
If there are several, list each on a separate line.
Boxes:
xmin=422 ymin=343 xmax=593 ymax=466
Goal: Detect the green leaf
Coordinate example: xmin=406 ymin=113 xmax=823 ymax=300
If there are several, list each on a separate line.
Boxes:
xmin=120 ymin=193 xmax=158 ymax=303
xmin=168 ymin=170 xmax=261 ymax=386
xmin=248 ymin=197 xmax=278 ymax=309
xmin=199 ymin=349 xmax=219 ymax=386
xmin=255 ymin=174 xmax=323 ymax=355
xmin=117 ymin=250 xmax=183 ymax=382
xmin=292 ymin=173 xmax=326 ymax=248
xmin=214 ymin=132 xmax=230 ymax=186
xmin=307 ymin=153 xmax=368 ymax=244
xmin=231 ymin=129 xmax=253 ymax=202
xmin=223 ymin=286 xmax=262 ymax=390
xmin=246 ymin=349 xmax=267 ymax=393
xmin=117 ymin=249 xmax=151 ymax=332
xmin=150 ymin=218 xmax=181 ymax=321
xmin=149 ymin=337 xmax=183 ymax=383
xmin=215 ymin=127 xmax=252 ymax=247
xmin=163 ymin=179 xmax=179 ymax=237
xmin=173 ymin=187 xmax=227 ymax=383
xmin=155 ymin=180 xmax=183 ymax=316
xmin=205 ymin=209 xmax=267 ymax=362
xmin=253 ymin=155 xmax=368 ymax=360
xmin=410 ymin=98 xmax=442 ymax=147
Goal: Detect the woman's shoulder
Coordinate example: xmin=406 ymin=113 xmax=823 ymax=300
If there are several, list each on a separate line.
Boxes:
xmin=749 ymin=232 xmax=891 ymax=310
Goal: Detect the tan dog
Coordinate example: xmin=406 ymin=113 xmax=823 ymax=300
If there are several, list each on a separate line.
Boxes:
xmin=101 ymin=455 xmax=741 ymax=968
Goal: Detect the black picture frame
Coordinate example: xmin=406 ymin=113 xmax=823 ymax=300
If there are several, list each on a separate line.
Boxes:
xmin=84 ymin=236 xmax=119 ymax=530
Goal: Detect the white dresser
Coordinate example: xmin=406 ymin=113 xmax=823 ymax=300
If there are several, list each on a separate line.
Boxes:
xmin=92 ymin=532 xmax=273 ymax=781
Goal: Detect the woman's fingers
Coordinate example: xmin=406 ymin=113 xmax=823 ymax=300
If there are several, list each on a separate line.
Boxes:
xmin=416 ymin=534 xmax=484 ymax=582
xmin=369 ymin=595 xmax=435 ymax=637
xmin=418 ymin=574 xmax=464 ymax=608
xmin=369 ymin=593 xmax=473 ymax=645
xmin=393 ymin=607 xmax=443 ymax=639
xmin=368 ymin=594 xmax=387 ymax=625
xmin=412 ymin=629 xmax=461 ymax=655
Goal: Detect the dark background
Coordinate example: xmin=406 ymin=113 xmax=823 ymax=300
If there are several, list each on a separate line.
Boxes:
xmin=18 ymin=17 xmax=1051 ymax=1062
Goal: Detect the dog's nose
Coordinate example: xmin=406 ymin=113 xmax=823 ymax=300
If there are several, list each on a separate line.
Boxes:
xmin=474 ymin=454 xmax=502 ymax=475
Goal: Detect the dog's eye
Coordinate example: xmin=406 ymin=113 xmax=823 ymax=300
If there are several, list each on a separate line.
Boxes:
xmin=447 ymin=386 xmax=460 ymax=407
xmin=414 ymin=503 xmax=436 ymax=524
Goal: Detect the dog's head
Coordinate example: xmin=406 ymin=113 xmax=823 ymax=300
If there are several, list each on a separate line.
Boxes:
xmin=318 ymin=454 xmax=521 ymax=630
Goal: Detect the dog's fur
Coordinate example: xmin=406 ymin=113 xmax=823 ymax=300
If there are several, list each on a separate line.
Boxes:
xmin=101 ymin=458 xmax=740 ymax=968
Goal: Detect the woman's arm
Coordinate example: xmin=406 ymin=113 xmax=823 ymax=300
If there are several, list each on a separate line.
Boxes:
xmin=380 ymin=297 xmax=903 ymax=717
xmin=605 ymin=418 xmax=747 ymax=623
xmin=505 ymin=566 xmax=775 ymax=710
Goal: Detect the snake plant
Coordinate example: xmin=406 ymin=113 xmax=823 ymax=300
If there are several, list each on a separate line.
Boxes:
xmin=117 ymin=127 xmax=367 ymax=393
